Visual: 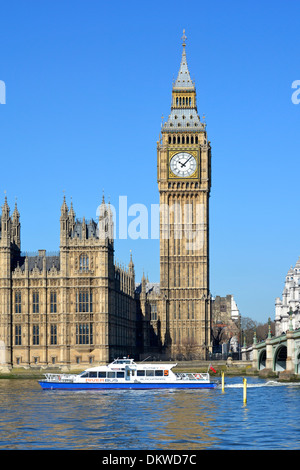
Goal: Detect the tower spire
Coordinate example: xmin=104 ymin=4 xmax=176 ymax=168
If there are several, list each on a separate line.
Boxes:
xmin=182 ymin=28 xmax=187 ymax=47
xmin=173 ymin=29 xmax=194 ymax=91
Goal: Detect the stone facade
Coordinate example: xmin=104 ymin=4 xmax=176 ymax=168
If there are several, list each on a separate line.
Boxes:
xmin=156 ymin=32 xmax=212 ymax=359
xmin=0 ymin=196 xmax=137 ymax=368
xmin=211 ymin=295 xmax=241 ymax=354
xmin=275 ymin=257 xmax=300 ymax=335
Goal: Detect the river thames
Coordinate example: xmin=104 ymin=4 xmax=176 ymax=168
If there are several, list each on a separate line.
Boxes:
xmin=0 ymin=376 xmax=299 ymax=450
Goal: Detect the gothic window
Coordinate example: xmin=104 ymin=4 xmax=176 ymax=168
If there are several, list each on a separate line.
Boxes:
xmin=186 ymin=136 xmax=189 ymax=144
xmin=195 ymin=136 xmax=198 ymax=144
xmin=51 ymin=324 xmax=57 ymax=345
xmin=76 ymin=323 xmax=93 ymax=345
xmin=79 ymin=254 xmax=89 ymax=272
xmin=191 ymin=136 xmax=194 ymax=144
xmin=33 ymin=292 xmax=39 ymax=314
xmin=50 ymin=292 xmax=57 ymax=313
xmin=150 ymin=303 xmax=157 ymax=321
xmin=76 ymin=290 xmax=93 ymax=313
xmin=173 ymin=136 xmax=176 ymax=144
xmin=15 ymin=325 xmax=21 ymax=345
xmin=15 ymin=291 xmax=21 ymax=313
xmin=32 ymin=325 xmax=39 ymax=345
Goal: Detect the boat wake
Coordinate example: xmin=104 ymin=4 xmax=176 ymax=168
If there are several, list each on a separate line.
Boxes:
xmin=224 ymin=380 xmax=300 ymax=388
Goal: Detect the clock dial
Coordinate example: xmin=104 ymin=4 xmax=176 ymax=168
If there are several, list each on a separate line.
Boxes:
xmin=170 ymin=152 xmax=197 ymax=177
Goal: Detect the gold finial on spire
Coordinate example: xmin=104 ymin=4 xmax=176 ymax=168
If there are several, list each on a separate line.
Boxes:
xmin=182 ymin=29 xmax=187 ymax=46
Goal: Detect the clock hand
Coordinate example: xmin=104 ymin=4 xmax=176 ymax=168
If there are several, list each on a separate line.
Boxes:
xmin=180 ymin=156 xmax=192 ymax=167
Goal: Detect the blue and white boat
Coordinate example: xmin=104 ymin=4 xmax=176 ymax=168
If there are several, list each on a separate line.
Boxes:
xmin=39 ymin=357 xmax=218 ymax=390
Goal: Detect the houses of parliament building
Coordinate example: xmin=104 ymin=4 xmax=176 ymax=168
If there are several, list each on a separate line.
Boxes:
xmin=0 ymin=33 xmax=213 ymax=369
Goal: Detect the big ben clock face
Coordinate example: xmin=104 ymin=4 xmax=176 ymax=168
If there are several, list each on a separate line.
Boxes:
xmin=170 ymin=152 xmax=197 ymax=177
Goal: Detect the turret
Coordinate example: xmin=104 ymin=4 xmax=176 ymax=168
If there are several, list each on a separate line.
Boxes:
xmin=12 ymin=201 xmax=20 ymax=249
xmin=60 ymin=195 xmax=69 ymax=246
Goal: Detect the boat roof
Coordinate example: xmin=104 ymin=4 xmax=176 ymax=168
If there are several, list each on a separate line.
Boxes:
xmin=80 ymin=358 xmax=177 ymax=373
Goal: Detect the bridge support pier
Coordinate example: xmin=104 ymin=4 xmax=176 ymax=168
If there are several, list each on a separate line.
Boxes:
xmin=265 ymin=338 xmax=273 ymax=370
xmin=286 ymin=330 xmax=295 ymax=373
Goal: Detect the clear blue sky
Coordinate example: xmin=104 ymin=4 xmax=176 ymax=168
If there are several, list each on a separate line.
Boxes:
xmin=1 ymin=0 xmax=300 ymax=323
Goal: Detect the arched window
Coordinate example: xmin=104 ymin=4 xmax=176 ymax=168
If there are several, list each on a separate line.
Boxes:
xmin=79 ymin=255 xmax=89 ymax=272
xmin=15 ymin=291 xmax=21 ymax=313
xmin=76 ymin=290 xmax=93 ymax=313
xmin=33 ymin=292 xmax=39 ymax=314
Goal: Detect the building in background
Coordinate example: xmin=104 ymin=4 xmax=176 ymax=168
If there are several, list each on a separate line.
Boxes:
xmin=275 ymin=257 xmax=300 ymax=335
xmin=211 ymin=295 xmax=241 ymax=358
xmin=0 ymin=196 xmax=137 ymax=367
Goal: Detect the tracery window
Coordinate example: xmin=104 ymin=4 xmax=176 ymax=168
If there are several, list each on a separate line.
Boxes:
xmin=79 ymin=255 xmax=89 ymax=272
xmin=50 ymin=292 xmax=57 ymax=313
xmin=32 ymin=324 xmax=39 ymax=345
xmin=15 ymin=325 xmax=21 ymax=345
xmin=76 ymin=323 xmax=93 ymax=345
xmin=32 ymin=292 xmax=39 ymax=314
xmin=15 ymin=291 xmax=21 ymax=313
xmin=50 ymin=324 xmax=57 ymax=345
xmin=76 ymin=290 xmax=93 ymax=313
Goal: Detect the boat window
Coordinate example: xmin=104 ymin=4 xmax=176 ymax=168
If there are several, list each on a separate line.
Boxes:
xmin=88 ymin=372 xmax=97 ymax=378
xmin=137 ymin=370 xmax=145 ymax=377
xmin=146 ymin=370 xmax=154 ymax=377
xmin=117 ymin=372 xmax=125 ymax=378
xmin=155 ymin=370 xmax=164 ymax=377
xmin=98 ymin=372 xmax=106 ymax=378
xmin=107 ymin=372 xmax=115 ymax=378
xmin=81 ymin=372 xmax=89 ymax=378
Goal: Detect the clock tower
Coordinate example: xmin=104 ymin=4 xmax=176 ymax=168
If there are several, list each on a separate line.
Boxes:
xmin=157 ymin=31 xmax=212 ymax=359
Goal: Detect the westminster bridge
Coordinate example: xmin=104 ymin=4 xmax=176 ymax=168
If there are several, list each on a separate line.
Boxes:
xmin=242 ymin=323 xmax=300 ymax=376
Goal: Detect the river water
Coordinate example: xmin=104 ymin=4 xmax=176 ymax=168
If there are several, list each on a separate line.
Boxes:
xmin=0 ymin=376 xmax=299 ymax=450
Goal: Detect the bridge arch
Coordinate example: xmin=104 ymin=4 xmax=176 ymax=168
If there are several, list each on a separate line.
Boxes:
xmin=258 ymin=349 xmax=266 ymax=370
xmin=274 ymin=345 xmax=287 ymax=372
xmin=296 ymin=351 xmax=300 ymax=375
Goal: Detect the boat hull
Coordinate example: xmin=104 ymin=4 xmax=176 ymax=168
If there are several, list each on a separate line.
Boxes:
xmin=39 ymin=381 xmax=218 ymax=390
